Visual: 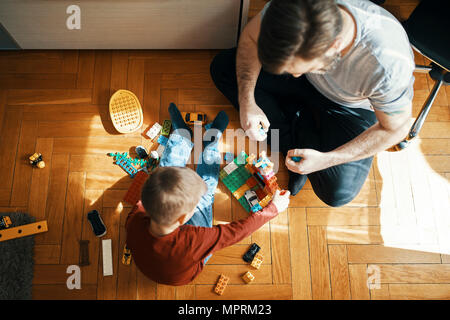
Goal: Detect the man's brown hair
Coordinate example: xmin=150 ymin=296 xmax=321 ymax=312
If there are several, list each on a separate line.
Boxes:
xmin=258 ymin=0 xmax=343 ymax=74
xmin=141 ymin=167 xmax=207 ymax=226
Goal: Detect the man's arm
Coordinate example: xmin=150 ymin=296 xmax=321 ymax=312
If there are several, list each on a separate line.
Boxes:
xmin=237 ymin=13 xmax=261 ymax=109
xmin=236 ymin=13 xmax=270 ymax=141
xmin=286 ymin=109 xmax=412 ymax=174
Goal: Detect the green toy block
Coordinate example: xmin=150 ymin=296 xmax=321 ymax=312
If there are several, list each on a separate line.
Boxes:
xmin=219 ymin=169 xmax=228 ymax=180
xmin=238 ymin=196 xmax=251 ymax=213
xmin=234 ymin=151 xmax=248 ymax=166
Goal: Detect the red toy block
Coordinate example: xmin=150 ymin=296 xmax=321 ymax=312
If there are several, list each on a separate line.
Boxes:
xmin=123 ymin=171 xmax=149 ymax=205
xmin=246 ymin=177 xmax=258 ymax=189
xmin=255 ymin=187 xmax=266 ymax=201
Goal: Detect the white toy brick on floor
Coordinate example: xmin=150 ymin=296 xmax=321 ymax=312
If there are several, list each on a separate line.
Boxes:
xmin=102 ymin=239 xmax=113 ymax=276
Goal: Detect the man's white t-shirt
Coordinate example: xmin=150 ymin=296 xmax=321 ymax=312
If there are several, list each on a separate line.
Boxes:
xmin=260 ymin=0 xmax=415 ymax=113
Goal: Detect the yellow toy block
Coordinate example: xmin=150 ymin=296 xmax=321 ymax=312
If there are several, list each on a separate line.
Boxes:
xmin=259 ymin=193 xmax=272 ymax=208
xmin=214 ymin=274 xmax=230 ymax=295
xmin=242 ymin=271 xmax=255 ymax=284
xmin=251 ymin=254 xmax=263 ymax=269
xmin=246 ymin=153 xmax=256 ymax=165
xmin=232 ymin=183 xmax=250 ymax=199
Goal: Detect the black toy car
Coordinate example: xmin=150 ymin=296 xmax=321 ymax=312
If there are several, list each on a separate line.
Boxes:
xmin=243 ymin=243 xmax=261 ymax=263
xmin=87 ymin=210 xmax=107 ymax=237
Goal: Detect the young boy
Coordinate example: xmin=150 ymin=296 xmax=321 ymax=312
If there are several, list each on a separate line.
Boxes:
xmin=126 ymin=103 xmax=290 ymax=286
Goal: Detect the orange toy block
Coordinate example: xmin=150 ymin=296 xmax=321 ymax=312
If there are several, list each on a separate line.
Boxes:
xmin=242 ymin=271 xmax=255 ymax=284
xmin=259 ymin=194 xmax=272 ymax=208
xmin=123 ymin=171 xmax=149 ymax=205
xmin=233 ymin=183 xmax=251 ymax=199
xmin=251 ymin=253 xmax=263 ymax=269
xmin=214 ymin=274 xmax=230 ymax=295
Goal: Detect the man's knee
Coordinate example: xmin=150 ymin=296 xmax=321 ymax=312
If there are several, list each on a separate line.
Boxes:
xmin=317 ymin=189 xmax=359 ymax=207
xmin=210 ymin=47 xmax=237 ymax=87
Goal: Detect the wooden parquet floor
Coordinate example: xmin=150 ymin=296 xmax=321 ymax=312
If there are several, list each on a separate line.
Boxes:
xmin=0 ymin=1 xmax=449 ymax=300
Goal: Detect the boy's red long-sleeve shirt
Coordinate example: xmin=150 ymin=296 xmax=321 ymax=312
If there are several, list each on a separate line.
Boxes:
xmin=125 ymin=200 xmax=278 ymax=286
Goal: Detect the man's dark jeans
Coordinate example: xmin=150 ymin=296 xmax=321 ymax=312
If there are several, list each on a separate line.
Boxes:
xmin=210 ymin=47 xmax=378 ymax=207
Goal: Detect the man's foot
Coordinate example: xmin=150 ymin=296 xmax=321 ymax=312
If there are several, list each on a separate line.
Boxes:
xmin=204 ymin=111 xmax=229 ymax=148
xmin=168 ymin=102 xmax=192 ymax=136
xmin=288 ymin=171 xmax=307 ymax=196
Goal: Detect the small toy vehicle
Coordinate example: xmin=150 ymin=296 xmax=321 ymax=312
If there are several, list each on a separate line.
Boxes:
xmin=243 ymin=243 xmax=261 ymax=263
xmin=87 ymin=210 xmax=107 ymax=237
xmin=0 ymin=215 xmax=12 ymax=230
xmin=29 ymin=153 xmax=45 ymax=168
xmin=181 ymin=112 xmax=207 ymax=125
xmin=122 ymin=244 xmax=132 ymax=265
xmin=244 ymin=190 xmax=262 ymax=212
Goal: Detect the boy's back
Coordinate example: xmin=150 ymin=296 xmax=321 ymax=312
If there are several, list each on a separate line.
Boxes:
xmin=126 ymin=200 xmax=279 ymax=286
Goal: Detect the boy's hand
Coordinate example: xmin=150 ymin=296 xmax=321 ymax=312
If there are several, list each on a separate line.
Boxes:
xmin=271 ymin=189 xmax=290 ymax=213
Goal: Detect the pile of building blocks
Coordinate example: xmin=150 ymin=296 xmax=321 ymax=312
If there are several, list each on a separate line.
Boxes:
xmin=219 ymin=151 xmax=280 ymax=213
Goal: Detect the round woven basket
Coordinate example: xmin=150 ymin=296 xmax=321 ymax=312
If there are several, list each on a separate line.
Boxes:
xmin=109 ymin=89 xmax=143 ymax=134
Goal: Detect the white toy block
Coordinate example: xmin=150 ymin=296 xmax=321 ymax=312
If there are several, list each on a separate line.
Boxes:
xmin=102 ymin=239 xmax=113 ymax=276
xmin=223 ymin=161 xmax=238 ymax=175
xmin=146 ymin=123 xmax=162 ymax=140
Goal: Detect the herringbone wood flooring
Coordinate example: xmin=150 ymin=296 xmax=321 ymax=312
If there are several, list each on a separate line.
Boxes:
xmin=0 ymin=0 xmax=449 ymax=300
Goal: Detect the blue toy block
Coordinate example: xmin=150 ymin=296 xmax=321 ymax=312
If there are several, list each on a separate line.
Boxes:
xmin=157 ymin=135 xmax=169 ymax=146
xmin=224 ymin=152 xmax=234 ymax=163
xmin=291 ymin=156 xmax=302 ymax=162
xmin=251 ymin=203 xmax=263 ymax=213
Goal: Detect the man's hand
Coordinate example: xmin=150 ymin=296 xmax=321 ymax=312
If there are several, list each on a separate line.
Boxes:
xmin=285 ymin=149 xmax=334 ymax=175
xmin=271 ymin=189 xmax=291 ymax=212
xmin=240 ymin=102 xmax=270 ymax=141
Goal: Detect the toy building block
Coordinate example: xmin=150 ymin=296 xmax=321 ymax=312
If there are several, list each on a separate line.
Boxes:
xmin=292 ymin=156 xmax=302 ymax=162
xmin=250 ymin=203 xmax=263 ymax=213
xmin=156 ymin=144 xmax=165 ymax=158
xmin=102 ymin=239 xmax=113 ymax=276
xmin=232 ymin=183 xmax=250 ymax=200
xmin=79 ymin=240 xmax=90 ymax=266
xmin=0 ymin=215 xmax=12 ymax=230
xmin=157 ymin=134 xmax=169 ymax=146
xmin=237 ymin=196 xmax=251 ymax=213
xmin=254 ymin=187 xmax=267 ymax=201
xmin=0 ymin=220 xmax=48 ymax=242
xmin=224 ymin=152 xmax=234 ymax=163
xmin=246 ymin=177 xmax=258 ymax=189
xmin=223 ymin=161 xmax=239 ymax=175
xmin=161 ymin=119 xmax=172 ymax=136
xmin=214 ymin=274 xmax=229 ymax=296
xmin=259 ymin=194 xmax=272 ymax=208
xmin=242 ymin=271 xmax=255 ymax=284
xmin=29 ymin=153 xmax=45 ymax=168
xmin=234 ymin=151 xmax=248 ymax=165
xmin=243 ymin=243 xmax=261 ymax=262
xmin=146 ymin=122 xmax=162 ymax=140
xmin=246 ymin=153 xmax=256 ymax=165
xmin=123 ymin=170 xmax=149 ymax=205
xmin=251 ymin=253 xmax=263 ymax=269
xmin=116 ymin=157 xmax=138 ymax=178
xmin=122 ymin=244 xmax=132 ymax=265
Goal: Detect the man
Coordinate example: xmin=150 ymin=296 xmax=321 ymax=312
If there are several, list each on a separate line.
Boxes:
xmin=210 ymin=0 xmax=415 ymax=207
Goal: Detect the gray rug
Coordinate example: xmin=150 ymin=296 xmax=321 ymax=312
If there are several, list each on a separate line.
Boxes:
xmin=0 ymin=212 xmax=35 ymax=300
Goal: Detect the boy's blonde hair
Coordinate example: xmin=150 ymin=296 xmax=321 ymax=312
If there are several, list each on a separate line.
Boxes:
xmin=141 ymin=167 xmax=207 ymax=226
